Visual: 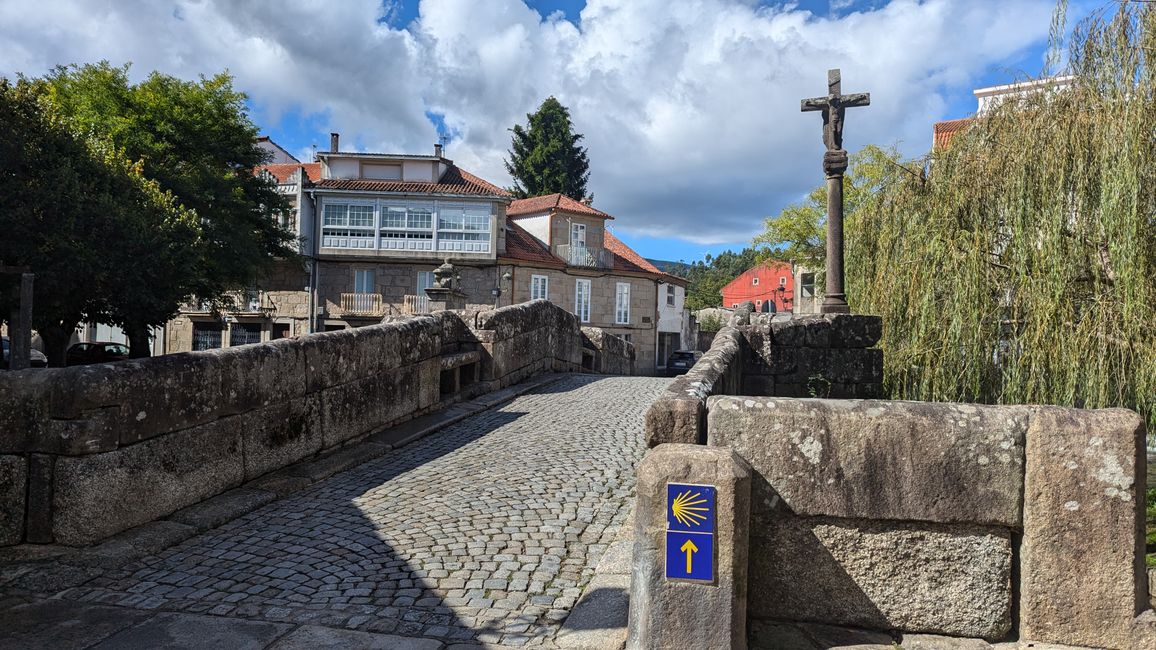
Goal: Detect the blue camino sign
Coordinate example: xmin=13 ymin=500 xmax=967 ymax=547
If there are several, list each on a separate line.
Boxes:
xmin=664 ymin=483 xmax=716 ymax=583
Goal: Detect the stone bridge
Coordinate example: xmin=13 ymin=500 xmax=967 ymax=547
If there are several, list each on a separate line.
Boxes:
xmin=1 ymin=372 xmax=667 ymax=649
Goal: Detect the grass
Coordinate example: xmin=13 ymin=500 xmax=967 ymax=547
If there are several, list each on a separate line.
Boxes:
xmin=1147 ymin=487 xmax=1155 ymax=568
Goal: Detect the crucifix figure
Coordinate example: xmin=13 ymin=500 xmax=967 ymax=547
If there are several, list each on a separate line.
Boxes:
xmin=801 ymin=68 xmax=870 ymax=314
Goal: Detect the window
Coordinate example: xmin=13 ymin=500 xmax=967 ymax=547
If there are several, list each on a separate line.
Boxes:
xmin=531 ymin=275 xmax=549 ymax=301
xmin=801 ymin=273 xmax=816 ymax=298
xmin=571 ymin=223 xmax=586 ymax=248
xmin=666 ymin=284 xmax=676 ymax=307
xmin=380 ymin=204 xmax=434 ymax=251
xmin=321 ymin=200 xmax=493 ymax=253
xmin=354 ymin=269 xmax=375 ymax=294
xmin=575 ymin=279 xmax=591 ymax=323
xmin=437 ymin=206 xmax=491 ymax=252
xmin=780 ymin=276 xmax=787 ymax=287
xmin=621 ymin=334 xmax=632 ymax=345
xmin=322 ymin=202 xmax=375 ymax=249
xmin=271 ymin=323 xmax=291 ymax=339
xmin=230 ymin=323 xmax=262 ymax=346
xmin=615 ymin=282 xmax=630 ymax=324
xmin=417 ymin=271 xmax=435 ymax=293
xmin=192 ymin=322 xmax=223 ymax=351
xmin=752 ymin=276 xmax=759 ymax=286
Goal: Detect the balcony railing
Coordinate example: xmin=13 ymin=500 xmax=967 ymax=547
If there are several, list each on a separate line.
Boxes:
xmin=403 ymin=294 xmax=430 ymax=315
xmin=557 ymin=245 xmax=611 ymax=269
xmin=339 ymin=293 xmax=385 ymax=317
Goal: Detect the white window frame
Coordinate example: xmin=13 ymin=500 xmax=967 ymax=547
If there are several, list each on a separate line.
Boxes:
xmin=666 ymin=284 xmax=676 ymax=307
xmin=615 ymin=282 xmax=630 ymax=324
xmin=380 ymin=201 xmax=435 ymax=251
xmin=322 ymin=200 xmax=377 ymax=249
xmin=437 ymin=204 xmax=492 ymax=253
xmin=353 ymin=269 xmax=375 ymax=294
xmin=575 ymin=279 xmax=591 ymax=323
xmin=779 ymin=276 xmax=787 ymax=287
xmin=531 ymin=274 xmax=549 ymax=301
xmin=752 ymin=276 xmax=759 ymax=286
xmin=571 ymin=222 xmax=587 ymax=249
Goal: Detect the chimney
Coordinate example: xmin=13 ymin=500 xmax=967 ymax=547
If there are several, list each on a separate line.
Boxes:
xmin=434 ymin=143 xmax=443 ymax=158
xmin=329 ymin=132 xmax=339 ymax=153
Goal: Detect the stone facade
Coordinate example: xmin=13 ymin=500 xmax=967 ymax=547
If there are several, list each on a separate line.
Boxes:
xmin=502 ymin=265 xmax=658 ymax=372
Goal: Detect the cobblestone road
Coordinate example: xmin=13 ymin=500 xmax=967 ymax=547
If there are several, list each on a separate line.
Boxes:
xmin=47 ymin=375 xmax=669 ymax=647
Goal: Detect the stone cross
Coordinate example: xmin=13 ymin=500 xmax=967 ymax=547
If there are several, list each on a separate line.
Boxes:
xmin=801 ymin=68 xmax=870 ymax=314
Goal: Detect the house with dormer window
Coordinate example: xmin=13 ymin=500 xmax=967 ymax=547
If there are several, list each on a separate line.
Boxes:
xmin=163 ymin=140 xmax=685 ymax=374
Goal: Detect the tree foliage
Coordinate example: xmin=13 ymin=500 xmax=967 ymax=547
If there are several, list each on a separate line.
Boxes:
xmin=504 ymin=96 xmax=591 ymax=199
xmin=844 ymin=2 xmax=1155 ymax=431
xmin=0 ymin=78 xmax=197 ymax=364
xmin=754 ymin=144 xmax=912 ymax=274
xmin=1 ymin=62 xmax=293 ymax=361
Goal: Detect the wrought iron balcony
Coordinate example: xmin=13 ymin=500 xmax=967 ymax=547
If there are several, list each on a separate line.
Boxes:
xmin=339 ymin=293 xmax=385 ymax=317
xmin=557 ymin=245 xmax=611 ymax=269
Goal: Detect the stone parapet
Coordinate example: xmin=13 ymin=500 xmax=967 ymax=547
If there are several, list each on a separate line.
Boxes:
xmin=0 ymin=300 xmax=632 ymax=547
xmin=704 ymin=396 xmax=1149 ymax=648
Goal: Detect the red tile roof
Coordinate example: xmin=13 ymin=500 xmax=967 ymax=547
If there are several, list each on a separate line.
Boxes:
xmin=501 ymin=218 xmax=565 ymax=266
xmin=258 ymin=162 xmax=321 ymax=183
xmin=933 ymin=117 xmax=976 ymax=149
xmin=312 ymin=165 xmax=510 ymax=198
xmin=604 ymin=231 xmax=662 ymax=275
xmin=508 ymin=194 xmax=613 ymax=219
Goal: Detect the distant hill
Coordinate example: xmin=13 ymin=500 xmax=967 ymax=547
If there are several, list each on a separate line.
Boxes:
xmin=646 ymin=259 xmax=691 ymax=278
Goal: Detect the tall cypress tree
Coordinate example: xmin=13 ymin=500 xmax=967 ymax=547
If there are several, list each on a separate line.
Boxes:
xmin=504 ymin=96 xmax=590 ymax=199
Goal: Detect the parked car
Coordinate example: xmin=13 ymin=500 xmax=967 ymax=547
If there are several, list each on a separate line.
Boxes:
xmin=66 ymin=341 xmax=130 ymax=366
xmin=1 ymin=336 xmax=48 ymax=369
xmin=665 ymin=350 xmax=701 ymax=376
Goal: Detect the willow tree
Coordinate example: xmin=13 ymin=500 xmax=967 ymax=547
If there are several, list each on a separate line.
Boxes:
xmin=846 ymin=1 xmax=1156 ymax=432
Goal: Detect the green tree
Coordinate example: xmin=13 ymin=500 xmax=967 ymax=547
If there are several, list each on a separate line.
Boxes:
xmin=44 ymin=62 xmax=294 ymax=356
xmin=0 ymin=78 xmax=197 ymax=365
xmin=754 ymin=144 xmax=912 ymax=273
xmin=844 ymin=2 xmax=1155 ymax=431
xmin=504 ymin=96 xmax=590 ymax=199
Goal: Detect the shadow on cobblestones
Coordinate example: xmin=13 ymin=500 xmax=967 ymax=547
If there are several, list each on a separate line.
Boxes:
xmin=35 ymin=374 xmax=670 ymax=647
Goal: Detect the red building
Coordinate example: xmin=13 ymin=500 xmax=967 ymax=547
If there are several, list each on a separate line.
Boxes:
xmin=720 ymin=261 xmax=795 ymax=314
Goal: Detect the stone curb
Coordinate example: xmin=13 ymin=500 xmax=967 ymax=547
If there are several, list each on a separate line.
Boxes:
xmin=0 ymin=372 xmax=569 ymax=589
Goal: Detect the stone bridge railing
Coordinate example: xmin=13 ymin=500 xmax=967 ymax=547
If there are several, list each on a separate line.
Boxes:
xmin=636 ymin=305 xmax=1152 ymax=649
xmin=0 ymin=300 xmax=634 ymax=548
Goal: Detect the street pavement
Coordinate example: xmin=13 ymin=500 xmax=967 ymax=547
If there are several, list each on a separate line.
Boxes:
xmin=0 ymin=374 xmax=671 ymax=649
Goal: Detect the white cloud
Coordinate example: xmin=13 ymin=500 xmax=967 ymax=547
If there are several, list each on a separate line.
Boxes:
xmin=0 ymin=0 xmax=1055 ymax=244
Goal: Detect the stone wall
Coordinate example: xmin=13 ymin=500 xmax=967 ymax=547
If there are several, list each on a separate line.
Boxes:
xmin=502 ymin=265 xmax=659 ymax=372
xmin=643 ymin=309 xmax=881 ymax=448
xmin=0 ymin=301 xmax=629 ymax=548
xmin=706 ymin=397 xmax=1149 ymax=648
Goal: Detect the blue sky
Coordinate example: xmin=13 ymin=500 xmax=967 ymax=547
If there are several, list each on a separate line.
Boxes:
xmin=0 ymin=0 xmax=1085 ymax=264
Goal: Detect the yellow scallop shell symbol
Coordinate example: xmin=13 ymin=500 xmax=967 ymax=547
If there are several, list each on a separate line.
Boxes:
xmin=671 ymin=490 xmax=708 ymax=527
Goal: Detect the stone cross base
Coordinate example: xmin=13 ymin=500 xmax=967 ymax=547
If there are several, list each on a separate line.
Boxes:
xmin=424 ymin=287 xmax=468 ymax=312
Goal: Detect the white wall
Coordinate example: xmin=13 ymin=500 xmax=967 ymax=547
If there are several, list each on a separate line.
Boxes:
xmin=326 ymin=158 xmax=360 ymax=180
xmin=403 ymin=160 xmax=435 ymax=182
xmin=657 ymin=283 xmax=685 ymax=332
xmin=514 ymin=214 xmax=551 ymax=245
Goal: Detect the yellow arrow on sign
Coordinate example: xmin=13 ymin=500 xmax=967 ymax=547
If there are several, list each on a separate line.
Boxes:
xmin=680 ymin=538 xmax=699 ymax=574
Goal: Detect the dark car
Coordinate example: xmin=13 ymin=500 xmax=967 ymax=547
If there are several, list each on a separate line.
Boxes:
xmin=66 ymin=341 xmax=130 ymax=366
xmin=665 ymin=350 xmax=701 ymax=376
xmin=1 ymin=337 xmax=48 ymax=369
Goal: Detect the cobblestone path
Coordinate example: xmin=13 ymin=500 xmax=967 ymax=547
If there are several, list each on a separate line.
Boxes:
xmin=46 ymin=375 xmax=669 ymax=647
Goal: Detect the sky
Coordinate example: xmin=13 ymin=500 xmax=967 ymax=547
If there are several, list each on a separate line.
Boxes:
xmin=0 ymin=0 xmax=1098 ymax=263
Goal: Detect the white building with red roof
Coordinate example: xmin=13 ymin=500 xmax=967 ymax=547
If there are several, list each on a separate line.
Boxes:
xmin=499 ymin=193 xmax=687 ymax=372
